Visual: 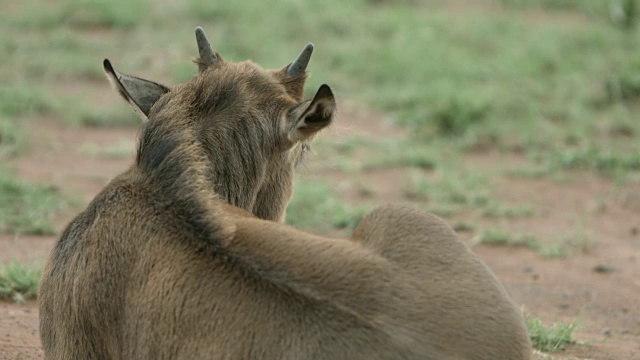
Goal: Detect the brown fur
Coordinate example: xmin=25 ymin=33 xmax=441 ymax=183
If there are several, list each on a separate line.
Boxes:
xmin=39 ymin=33 xmax=532 ymax=360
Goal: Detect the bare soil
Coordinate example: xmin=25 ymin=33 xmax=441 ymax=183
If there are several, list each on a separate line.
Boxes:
xmin=0 ymin=108 xmax=638 ymax=359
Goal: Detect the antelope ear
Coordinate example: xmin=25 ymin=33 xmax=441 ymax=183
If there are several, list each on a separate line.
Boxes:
xmin=103 ymin=59 xmax=169 ymax=121
xmin=288 ymin=84 xmax=335 ymax=142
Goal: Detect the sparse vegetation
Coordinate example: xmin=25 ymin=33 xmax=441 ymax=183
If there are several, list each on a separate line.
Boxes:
xmin=611 ymin=0 xmax=638 ymax=29
xmin=72 ymin=108 xmax=141 ymax=127
xmin=402 ymin=170 xmax=536 ymax=219
xmin=532 ymin=144 xmax=640 ymax=177
xmin=0 ymin=4 xmax=631 ymax=238
xmin=606 ymin=67 xmax=640 ymax=103
xmin=453 ymin=221 xmax=476 ymax=232
xmin=0 ymin=260 xmax=41 ymax=303
xmin=499 ymin=0 xmax=606 ymax=15
xmin=0 ymin=85 xmax=55 ymax=117
xmin=527 ymin=316 xmax=578 ymax=353
xmin=474 ymin=228 xmax=541 ymax=249
xmin=14 ymin=0 xmax=148 ymax=30
xmin=0 ymin=0 xmax=637 ymax=183
xmin=0 ymin=170 xmax=67 ymax=235
xmin=482 ymin=203 xmax=535 ymax=218
xmin=427 ymin=93 xmax=492 ymax=137
xmin=473 ymin=226 xmax=594 ymax=258
xmin=475 ymin=228 xmax=513 ymax=245
xmin=0 ymin=0 xmax=637 ymax=354
xmin=81 ymin=140 xmax=135 ymax=159
xmin=363 ymin=142 xmax=437 ymax=171
xmin=403 ymin=170 xmax=490 ymax=207
xmin=0 ymin=116 xmax=25 ymax=157
xmin=286 ymin=179 xmax=368 ymax=232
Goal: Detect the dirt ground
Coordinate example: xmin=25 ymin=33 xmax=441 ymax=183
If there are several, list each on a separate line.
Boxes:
xmin=0 ymin=105 xmax=639 ymax=360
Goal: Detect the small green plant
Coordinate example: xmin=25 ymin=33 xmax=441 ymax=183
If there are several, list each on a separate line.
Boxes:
xmin=474 ymin=228 xmax=541 ymax=249
xmin=475 ymin=228 xmax=512 ymax=245
xmin=482 ymin=203 xmax=534 ymax=218
xmin=540 ymin=225 xmax=594 ymax=257
xmin=431 ymin=95 xmax=491 ymax=136
xmin=606 ymin=68 xmax=640 ymax=103
xmin=527 ymin=316 xmax=578 ymax=353
xmin=0 ymin=85 xmax=55 ymax=117
xmin=537 ymin=243 xmax=570 ymax=258
xmin=0 ymin=116 xmax=26 ymax=157
xmin=610 ymin=0 xmax=638 ymax=29
xmin=0 ymin=170 xmax=68 ymax=235
xmin=0 ymin=260 xmax=41 ymax=303
xmin=453 ymin=221 xmax=476 ymax=232
xmin=286 ymin=179 xmax=368 ymax=232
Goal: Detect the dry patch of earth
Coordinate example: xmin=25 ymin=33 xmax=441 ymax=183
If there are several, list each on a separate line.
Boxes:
xmin=1 ymin=110 xmax=638 ymax=359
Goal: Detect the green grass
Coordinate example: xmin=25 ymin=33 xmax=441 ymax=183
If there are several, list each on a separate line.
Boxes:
xmin=499 ymin=0 xmax=606 ymax=14
xmin=401 ymin=168 xmax=535 ymax=219
xmin=0 ymin=260 xmax=41 ymax=303
xmin=81 ymin=140 xmax=135 ymax=159
xmin=542 ymin=146 xmax=640 ymax=174
xmin=606 ymin=64 xmax=640 ymax=102
xmin=0 ymin=5 xmax=631 ymax=354
xmin=0 ymin=0 xmax=637 ymax=181
xmin=527 ymin=316 xmax=578 ymax=353
xmin=403 ymin=170 xmax=490 ymax=207
xmin=286 ymin=179 xmax=368 ymax=232
xmin=500 ymin=0 xmax=639 ymax=30
xmin=0 ymin=85 xmax=55 ymax=117
xmin=402 ymin=169 xmax=536 ymax=218
xmin=0 ymin=0 xmax=637 ymax=223
xmin=0 ymin=116 xmax=26 ymax=157
xmin=70 ymin=106 xmax=141 ymax=128
xmin=61 ymin=0 xmax=148 ymax=29
xmin=311 ymin=137 xmax=439 ymax=173
xmin=0 ymin=0 xmax=634 ymax=231
xmin=474 ymin=228 xmax=542 ymax=249
xmin=11 ymin=0 xmax=148 ymax=30
xmin=0 ymin=170 xmax=67 ymax=235
xmin=482 ymin=203 xmax=535 ymax=218
xmin=453 ymin=221 xmax=476 ymax=232
xmin=474 ymin=228 xmax=513 ymax=245
xmin=362 ymin=141 xmax=437 ymax=171
xmin=473 ymin=226 xmax=594 ymax=258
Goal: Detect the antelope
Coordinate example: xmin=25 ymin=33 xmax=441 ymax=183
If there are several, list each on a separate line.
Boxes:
xmin=38 ymin=27 xmax=532 ymax=360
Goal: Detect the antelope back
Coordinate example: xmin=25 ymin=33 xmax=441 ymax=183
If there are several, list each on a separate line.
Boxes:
xmin=39 ymin=28 xmax=531 ymax=360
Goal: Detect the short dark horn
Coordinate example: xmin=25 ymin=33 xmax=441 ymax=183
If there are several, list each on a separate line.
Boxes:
xmin=195 ymin=26 xmax=217 ymax=65
xmin=287 ymin=43 xmax=314 ymax=77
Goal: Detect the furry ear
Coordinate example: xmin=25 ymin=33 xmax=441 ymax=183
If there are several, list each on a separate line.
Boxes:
xmin=103 ymin=59 xmax=169 ymax=121
xmin=288 ymin=84 xmax=336 ymax=142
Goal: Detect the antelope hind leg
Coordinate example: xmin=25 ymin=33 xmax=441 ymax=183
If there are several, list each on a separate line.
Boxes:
xmin=351 ymin=203 xmax=533 ymax=360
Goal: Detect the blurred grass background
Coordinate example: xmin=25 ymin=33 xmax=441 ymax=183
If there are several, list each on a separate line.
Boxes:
xmin=0 ymin=0 xmax=639 ymax=236
xmin=0 ymin=2 xmax=638 ymax=354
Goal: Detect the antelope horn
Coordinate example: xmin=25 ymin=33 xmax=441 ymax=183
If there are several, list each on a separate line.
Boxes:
xmin=195 ymin=26 xmax=217 ymax=65
xmin=287 ymin=43 xmax=314 ymax=77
